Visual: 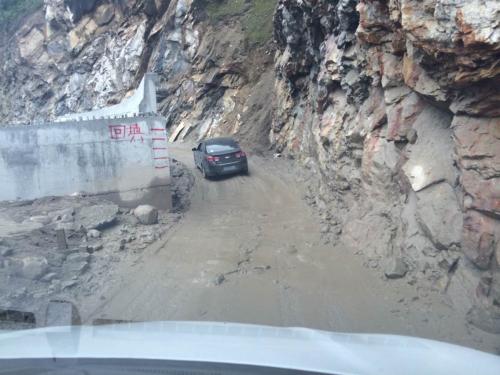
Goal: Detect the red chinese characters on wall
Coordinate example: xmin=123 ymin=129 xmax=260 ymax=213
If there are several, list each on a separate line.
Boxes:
xmin=109 ymin=125 xmax=126 ymax=140
xmin=127 ymin=123 xmax=144 ymax=143
xmin=109 ymin=123 xmax=144 ymax=142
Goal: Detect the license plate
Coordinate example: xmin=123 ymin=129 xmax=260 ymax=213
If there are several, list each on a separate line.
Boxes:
xmin=223 ymin=166 xmax=237 ymax=172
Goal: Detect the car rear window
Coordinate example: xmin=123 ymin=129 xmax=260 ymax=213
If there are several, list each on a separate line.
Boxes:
xmin=206 ymin=142 xmax=238 ymax=153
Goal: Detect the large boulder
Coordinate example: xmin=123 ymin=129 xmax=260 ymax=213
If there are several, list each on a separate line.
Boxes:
xmin=8 ymin=256 xmax=49 ymax=280
xmin=134 ymin=205 xmax=159 ymax=225
xmin=87 ymin=229 xmax=101 ymax=239
xmin=75 ymin=204 xmax=119 ymax=230
xmin=384 ymin=257 xmax=408 ymax=279
xmin=62 ymin=252 xmax=90 ymax=276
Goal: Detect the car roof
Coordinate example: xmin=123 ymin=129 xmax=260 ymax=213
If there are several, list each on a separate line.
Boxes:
xmin=203 ymin=137 xmax=238 ymax=145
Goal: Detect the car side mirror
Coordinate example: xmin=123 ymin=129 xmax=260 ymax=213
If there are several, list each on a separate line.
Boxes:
xmin=192 ymin=148 xmax=197 ymax=152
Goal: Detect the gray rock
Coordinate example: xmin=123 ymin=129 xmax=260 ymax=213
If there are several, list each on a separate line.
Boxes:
xmin=56 ymin=228 xmax=68 ymax=250
xmin=66 ymin=252 xmax=90 ymax=263
xmin=61 ymin=280 xmax=78 ymax=290
xmin=140 ymin=232 xmax=156 ymax=244
xmin=1 ymin=248 xmax=13 ymax=257
xmin=12 ymin=287 xmax=27 ymax=298
xmin=76 ymin=204 xmax=119 ymax=230
xmin=363 ymin=137 xmax=400 ymax=192
xmin=60 ymin=214 xmax=74 ymax=223
xmin=29 ymin=215 xmax=51 ymax=225
xmin=87 ymin=229 xmax=101 ymax=239
xmin=125 ymin=215 xmax=140 ymax=226
xmin=416 ymin=183 xmax=462 ymax=250
xmin=49 ymin=208 xmax=76 ymax=221
xmin=20 ymin=256 xmax=49 ymax=280
xmin=46 ymin=252 xmax=66 ymax=268
xmin=94 ymin=4 xmax=114 ymax=26
xmin=124 ymin=235 xmax=136 ymax=243
xmin=406 ymin=128 xmax=418 ymax=144
xmin=119 ymin=242 xmax=126 ymax=251
xmin=86 ymin=243 xmax=103 ymax=253
xmin=215 ymin=274 xmax=226 ymax=285
xmin=65 ymin=261 xmax=89 ymax=275
xmin=41 ymin=272 xmax=58 ymax=282
xmin=384 ymin=257 xmax=408 ymax=279
xmin=342 ymin=212 xmax=395 ymax=260
xmin=133 ymin=205 xmax=159 ymax=225
xmin=49 ymin=279 xmax=61 ymax=293
xmin=63 ymin=252 xmax=90 ymax=275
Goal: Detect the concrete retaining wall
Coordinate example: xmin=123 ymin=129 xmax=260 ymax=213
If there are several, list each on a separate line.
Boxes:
xmin=0 ymin=115 xmax=171 ymax=208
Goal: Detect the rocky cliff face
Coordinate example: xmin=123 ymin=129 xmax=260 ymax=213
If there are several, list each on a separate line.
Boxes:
xmin=0 ymin=0 xmax=150 ymax=123
xmin=272 ymin=0 xmax=500 ymax=331
xmin=0 ymin=0 xmax=499 ymax=331
xmin=0 ymin=0 xmax=275 ymax=152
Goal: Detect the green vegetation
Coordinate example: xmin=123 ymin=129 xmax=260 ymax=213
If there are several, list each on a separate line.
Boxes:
xmin=202 ymin=0 xmax=277 ymax=45
xmin=205 ymin=0 xmax=247 ymax=21
xmin=0 ymin=0 xmax=43 ymax=32
xmin=243 ymin=0 xmax=276 ymax=45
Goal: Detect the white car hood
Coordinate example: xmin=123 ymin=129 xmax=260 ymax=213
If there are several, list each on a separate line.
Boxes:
xmin=0 ymin=321 xmax=499 ymax=375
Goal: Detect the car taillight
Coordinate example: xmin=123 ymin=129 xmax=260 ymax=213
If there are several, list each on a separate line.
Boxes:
xmin=206 ymin=155 xmax=220 ymax=162
xmin=235 ymin=151 xmax=246 ymax=158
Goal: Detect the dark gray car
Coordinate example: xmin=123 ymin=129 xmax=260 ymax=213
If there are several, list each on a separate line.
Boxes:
xmin=192 ymin=137 xmax=248 ymax=179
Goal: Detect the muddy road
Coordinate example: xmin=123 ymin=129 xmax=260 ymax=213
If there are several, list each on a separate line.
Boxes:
xmin=82 ymin=144 xmax=499 ymax=353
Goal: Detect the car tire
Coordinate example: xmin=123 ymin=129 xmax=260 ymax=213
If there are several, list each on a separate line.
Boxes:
xmin=202 ymin=166 xmax=210 ymax=179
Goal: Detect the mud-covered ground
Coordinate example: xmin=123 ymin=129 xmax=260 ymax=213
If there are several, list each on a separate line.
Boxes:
xmin=1 ymin=144 xmax=499 ymax=354
xmin=82 ymin=144 xmax=500 ymax=354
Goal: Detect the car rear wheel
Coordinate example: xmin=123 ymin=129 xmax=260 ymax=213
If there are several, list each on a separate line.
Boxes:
xmin=201 ymin=166 xmax=210 ymax=179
